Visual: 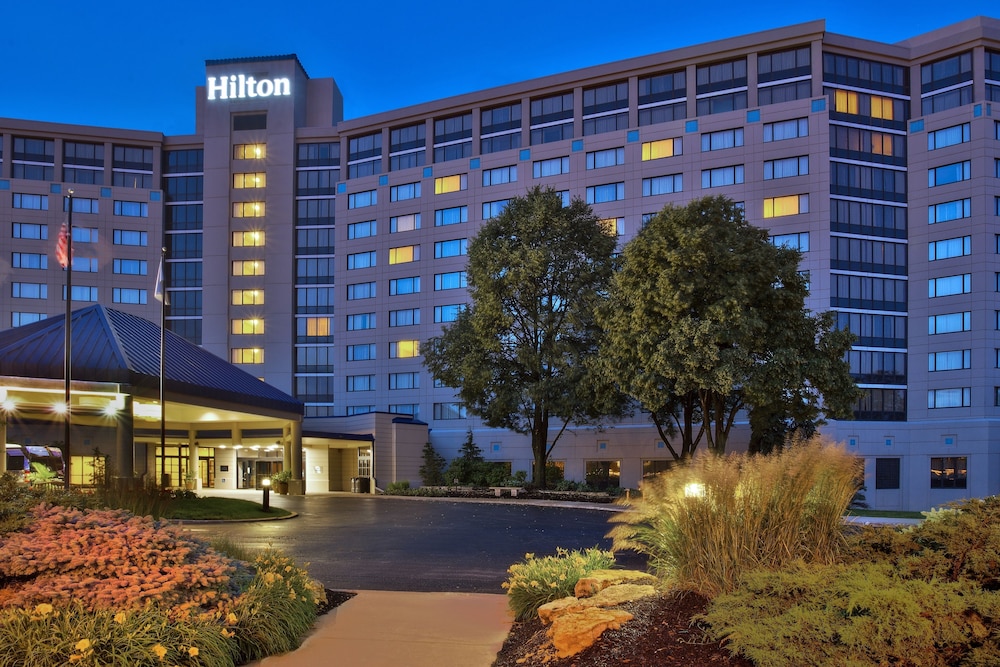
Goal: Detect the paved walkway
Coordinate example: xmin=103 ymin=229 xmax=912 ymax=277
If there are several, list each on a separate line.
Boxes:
xmin=248 ymin=590 xmax=512 ymax=667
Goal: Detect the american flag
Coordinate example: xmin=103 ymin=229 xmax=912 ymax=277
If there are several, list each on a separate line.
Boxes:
xmin=55 ymin=221 xmax=71 ymax=269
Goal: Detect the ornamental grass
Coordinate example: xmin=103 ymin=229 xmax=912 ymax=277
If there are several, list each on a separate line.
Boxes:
xmin=608 ymin=436 xmax=859 ymax=597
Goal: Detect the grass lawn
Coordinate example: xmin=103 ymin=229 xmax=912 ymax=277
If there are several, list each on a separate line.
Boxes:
xmin=163 ymin=495 xmax=292 ymax=520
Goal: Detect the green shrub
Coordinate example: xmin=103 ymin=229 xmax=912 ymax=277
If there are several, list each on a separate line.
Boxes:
xmin=0 ymin=602 xmax=234 ymax=666
xmin=386 ymin=481 xmax=411 ymax=494
xmin=501 ymin=547 xmax=615 ymax=621
xmin=609 ymin=437 xmax=859 ymax=596
xmin=228 ymin=550 xmax=325 ymax=664
xmin=842 ymin=497 xmax=1000 ymax=589
xmin=701 ymin=560 xmax=1000 ymax=667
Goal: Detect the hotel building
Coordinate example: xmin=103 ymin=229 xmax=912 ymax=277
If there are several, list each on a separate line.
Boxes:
xmin=1 ymin=17 xmax=998 ymax=510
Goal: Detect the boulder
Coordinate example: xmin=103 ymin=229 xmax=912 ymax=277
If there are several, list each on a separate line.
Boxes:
xmin=547 ymin=607 xmax=634 ymax=658
xmin=574 ymin=569 xmax=657 ymax=598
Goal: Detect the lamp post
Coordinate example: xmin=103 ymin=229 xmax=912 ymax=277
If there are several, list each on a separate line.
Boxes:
xmin=261 ymin=477 xmax=271 ymax=512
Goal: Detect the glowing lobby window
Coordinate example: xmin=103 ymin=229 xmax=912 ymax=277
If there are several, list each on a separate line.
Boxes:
xmin=232 ymin=260 xmax=264 ymax=276
xmin=764 ymin=195 xmax=809 ymax=219
xmin=232 ymin=289 xmax=264 ymax=305
xmin=641 ymin=138 xmax=682 ymax=161
xmin=234 ymin=144 xmax=266 ymax=160
xmin=389 ymin=245 xmax=419 ymax=264
xmin=434 ymin=174 xmax=468 ymax=194
xmin=232 ymin=230 xmax=265 ymax=247
xmin=233 ymin=202 xmax=264 ymax=217
xmin=231 ymin=318 xmax=264 ymax=334
xmin=390 ymin=340 xmax=420 ymax=358
xmin=233 ymin=172 xmax=266 ymax=188
xmin=231 ymin=348 xmax=263 ymax=364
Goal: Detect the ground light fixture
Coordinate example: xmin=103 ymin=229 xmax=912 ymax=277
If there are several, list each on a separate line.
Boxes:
xmin=262 ymin=477 xmax=271 ymax=512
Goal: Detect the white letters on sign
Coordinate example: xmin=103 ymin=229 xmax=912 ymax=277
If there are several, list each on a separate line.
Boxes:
xmin=207 ymin=75 xmax=291 ymax=101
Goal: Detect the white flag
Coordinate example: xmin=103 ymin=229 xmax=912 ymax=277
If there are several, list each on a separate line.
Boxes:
xmin=154 ymin=260 xmax=169 ymax=305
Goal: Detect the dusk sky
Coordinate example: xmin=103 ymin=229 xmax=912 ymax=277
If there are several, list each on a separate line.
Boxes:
xmin=3 ymin=1 xmax=997 ymax=136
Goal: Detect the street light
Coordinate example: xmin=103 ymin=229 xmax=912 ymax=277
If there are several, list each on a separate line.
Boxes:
xmin=262 ymin=477 xmax=271 ymax=512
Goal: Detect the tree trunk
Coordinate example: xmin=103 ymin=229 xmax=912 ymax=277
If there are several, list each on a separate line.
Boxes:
xmin=532 ymin=408 xmax=549 ymax=489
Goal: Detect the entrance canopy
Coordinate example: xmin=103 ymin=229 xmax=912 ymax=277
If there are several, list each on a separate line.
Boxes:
xmin=0 ymin=305 xmax=304 ymax=486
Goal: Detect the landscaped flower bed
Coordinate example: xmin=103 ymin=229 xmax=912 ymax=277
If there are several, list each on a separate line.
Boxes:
xmin=0 ymin=480 xmax=326 ymax=666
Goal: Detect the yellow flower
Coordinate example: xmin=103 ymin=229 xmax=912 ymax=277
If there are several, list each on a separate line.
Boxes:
xmin=75 ymin=639 xmax=92 ymax=652
xmin=188 ymin=647 xmax=199 ymax=657
xmin=152 ymin=644 xmax=167 ymax=661
xmin=221 ymin=628 xmax=235 ymax=638
xmin=114 ymin=611 xmax=127 ymax=624
xmin=34 ymin=603 xmax=54 ymax=615
xmin=226 ymin=612 xmax=239 ymax=625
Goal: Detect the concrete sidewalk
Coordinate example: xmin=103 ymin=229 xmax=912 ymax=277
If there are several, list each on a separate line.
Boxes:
xmin=249 ymin=590 xmax=513 ymax=667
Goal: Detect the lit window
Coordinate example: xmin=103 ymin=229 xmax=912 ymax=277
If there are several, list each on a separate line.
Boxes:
xmin=233 ymin=202 xmax=264 ymax=217
xmin=390 ymin=214 xmax=421 ymax=233
xmin=434 ymin=174 xmax=468 ymax=194
xmin=305 ymin=317 xmax=332 ymax=336
xmin=389 ymin=245 xmax=419 ymax=264
xmin=232 ymin=318 xmax=263 ymax=334
xmin=641 ymin=138 xmax=682 ymax=160
xmin=391 ymin=340 xmax=420 ymax=358
xmin=600 ymin=218 xmax=624 ymax=236
xmin=233 ymin=172 xmax=266 ymax=188
xmin=233 ymin=144 xmax=266 ymax=159
xmin=232 ymin=289 xmax=264 ymax=305
xmin=232 ymin=260 xmax=264 ymax=276
xmin=834 ymin=90 xmax=859 ymax=114
xmin=231 ymin=348 xmax=263 ymax=364
xmin=764 ymin=195 xmax=809 ymax=218
xmin=232 ymin=231 xmax=265 ymax=247
xmin=870 ymin=95 xmax=894 ymax=120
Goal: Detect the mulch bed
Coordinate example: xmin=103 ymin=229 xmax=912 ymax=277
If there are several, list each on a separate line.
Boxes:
xmin=317 ymin=589 xmax=356 ymax=616
xmin=491 ymin=591 xmax=754 ymax=667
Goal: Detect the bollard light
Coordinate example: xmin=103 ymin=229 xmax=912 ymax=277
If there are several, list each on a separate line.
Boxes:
xmin=262 ymin=477 xmax=271 ymax=512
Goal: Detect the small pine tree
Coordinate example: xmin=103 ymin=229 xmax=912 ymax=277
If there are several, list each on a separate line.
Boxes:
xmin=419 ymin=442 xmax=446 ymax=486
xmin=444 ymin=430 xmax=484 ymax=485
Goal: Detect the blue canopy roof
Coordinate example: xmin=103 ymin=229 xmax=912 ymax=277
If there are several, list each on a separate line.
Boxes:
xmin=0 ymin=305 xmax=303 ymax=416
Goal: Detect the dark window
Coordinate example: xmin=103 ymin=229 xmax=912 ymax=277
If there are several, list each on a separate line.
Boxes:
xmin=233 ymin=114 xmax=267 ymax=131
xmin=874 ymin=458 xmax=900 ymax=489
xmin=930 ymin=456 xmax=967 ymax=489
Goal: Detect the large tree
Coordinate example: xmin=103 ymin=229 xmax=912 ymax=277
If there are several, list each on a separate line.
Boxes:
xmin=423 ymin=186 xmax=624 ymax=487
xmin=597 ymin=196 xmax=859 ymax=459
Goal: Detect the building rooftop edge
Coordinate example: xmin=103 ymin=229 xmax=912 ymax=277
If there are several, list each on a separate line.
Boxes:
xmin=205 ymin=54 xmax=308 ymax=78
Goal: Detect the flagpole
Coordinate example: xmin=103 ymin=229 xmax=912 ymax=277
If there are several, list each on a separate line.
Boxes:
xmin=63 ymin=189 xmax=74 ymax=490
xmin=158 ymin=246 xmax=167 ymax=488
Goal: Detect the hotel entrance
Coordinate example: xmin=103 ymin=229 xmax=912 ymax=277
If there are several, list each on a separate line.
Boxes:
xmin=156 ymin=444 xmax=215 ymax=489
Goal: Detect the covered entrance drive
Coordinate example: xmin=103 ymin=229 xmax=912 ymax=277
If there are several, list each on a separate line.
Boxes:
xmin=0 ymin=305 xmax=306 ymax=493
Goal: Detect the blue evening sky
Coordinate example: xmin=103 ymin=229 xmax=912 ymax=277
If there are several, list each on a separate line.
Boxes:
xmin=2 ymin=0 xmax=996 ymax=136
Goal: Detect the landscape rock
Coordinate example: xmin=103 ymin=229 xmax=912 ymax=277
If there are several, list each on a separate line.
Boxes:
xmin=574 ymin=569 xmax=657 ymax=598
xmin=547 ymin=607 xmax=634 ymax=658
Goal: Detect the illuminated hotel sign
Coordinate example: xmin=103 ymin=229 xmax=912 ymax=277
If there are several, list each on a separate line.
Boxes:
xmin=207 ymin=75 xmax=291 ymax=101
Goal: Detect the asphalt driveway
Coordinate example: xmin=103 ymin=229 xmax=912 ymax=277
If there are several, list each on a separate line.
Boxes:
xmin=184 ymin=493 xmax=644 ymax=593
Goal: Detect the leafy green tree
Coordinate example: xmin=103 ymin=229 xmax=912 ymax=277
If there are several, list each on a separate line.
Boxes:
xmin=424 ymin=186 xmax=626 ymax=487
xmin=597 ymin=196 xmax=859 ymax=458
xmin=418 ymin=442 xmax=447 ymax=486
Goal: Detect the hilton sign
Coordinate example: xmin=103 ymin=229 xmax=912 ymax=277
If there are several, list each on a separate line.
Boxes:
xmin=207 ymin=74 xmax=291 ymax=101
